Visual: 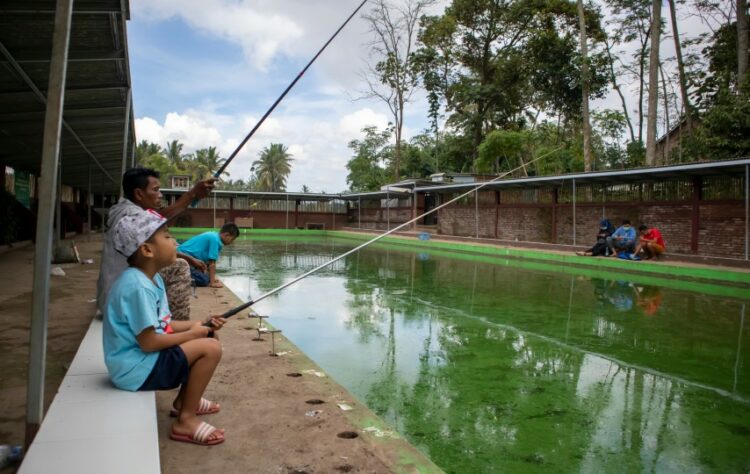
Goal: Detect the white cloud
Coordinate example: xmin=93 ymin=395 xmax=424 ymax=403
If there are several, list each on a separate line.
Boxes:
xmin=338 ymin=108 xmax=390 ymax=137
xmin=134 ymin=0 xmax=303 ymax=70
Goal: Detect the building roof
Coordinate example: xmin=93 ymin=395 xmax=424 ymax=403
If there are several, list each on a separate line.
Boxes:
xmin=0 ymin=0 xmax=134 ymax=194
xmin=414 ymin=158 xmax=750 ymax=192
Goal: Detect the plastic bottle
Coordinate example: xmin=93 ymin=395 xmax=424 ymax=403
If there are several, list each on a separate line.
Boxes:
xmin=0 ymin=445 xmax=23 ymax=468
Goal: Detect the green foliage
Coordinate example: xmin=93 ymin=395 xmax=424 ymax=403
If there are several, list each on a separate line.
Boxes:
xmin=252 ymin=143 xmax=293 ymax=192
xmin=477 ymin=129 xmax=532 ymax=174
xmin=346 ymin=126 xmax=391 ymax=191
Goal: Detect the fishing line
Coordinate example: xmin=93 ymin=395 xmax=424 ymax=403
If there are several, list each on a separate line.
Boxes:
xmin=210 ymin=147 xmax=562 ymax=324
xmin=213 ymin=0 xmax=369 ymax=179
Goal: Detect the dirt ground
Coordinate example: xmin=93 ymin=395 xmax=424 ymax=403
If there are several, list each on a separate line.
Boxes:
xmin=0 ymin=235 xmax=440 ymax=474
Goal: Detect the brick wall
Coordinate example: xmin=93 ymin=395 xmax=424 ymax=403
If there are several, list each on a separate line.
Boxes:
xmin=497 ymin=207 xmax=552 ymax=242
xmin=438 ymin=207 xmax=495 ymax=238
xmin=698 ymin=203 xmax=746 ymax=258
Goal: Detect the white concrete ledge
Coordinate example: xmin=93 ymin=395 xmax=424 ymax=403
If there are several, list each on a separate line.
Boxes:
xmin=19 ymin=318 xmax=160 ymax=474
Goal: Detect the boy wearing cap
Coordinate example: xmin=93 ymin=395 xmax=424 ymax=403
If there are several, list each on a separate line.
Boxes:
xmin=104 ymin=210 xmax=227 ymax=446
xmin=576 ymin=219 xmax=615 ymax=256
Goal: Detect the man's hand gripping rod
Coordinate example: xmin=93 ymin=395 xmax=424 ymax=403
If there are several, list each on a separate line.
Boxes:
xmin=206 ymin=149 xmax=561 ymax=326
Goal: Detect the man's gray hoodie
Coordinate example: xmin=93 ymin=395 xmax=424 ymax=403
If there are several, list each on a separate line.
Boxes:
xmin=95 ymin=197 xmax=145 ymax=314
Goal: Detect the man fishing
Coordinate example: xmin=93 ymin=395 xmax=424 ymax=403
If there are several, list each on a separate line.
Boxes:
xmin=96 ymin=167 xmax=216 ymax=320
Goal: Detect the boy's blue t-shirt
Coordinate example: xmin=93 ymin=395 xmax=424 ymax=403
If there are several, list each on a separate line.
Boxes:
xmin=103 ymin=267 xmax=173 ymax=391
xmin=612 ymin=225 xmax=636 ymax=243
xmin=177 ymin=231 xmax=223 ymax=262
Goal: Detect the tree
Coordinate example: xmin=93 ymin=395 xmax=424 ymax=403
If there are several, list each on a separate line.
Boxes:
xmin=578 ymin=0 xmax=593 ymax=171
xmin=739 ymin=0 xmax=749 ymax=83
xmin=252 ymin=143 xmax=293 ymax=192
xmin=645 ymin=0 xmax=662 ymax=166
xmin=667 ymin=0 xmax=694 ymax=129
xmin=362 ymin=0 xmax=434 ymax=181
xmin=346 ymin=126 xmax=391 ymax=191
xmin=164 ymin=140 xmax=186 ymax=169
xmin=191 ymin=146 xmax=228 ymax=182
xmin=301 ymin=185 xmax=311 ymax=193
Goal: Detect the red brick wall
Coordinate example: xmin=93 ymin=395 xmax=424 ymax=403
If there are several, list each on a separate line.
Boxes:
xmin=173 ymin=209 xmax=346 ymax=230
xmin=497 ymin=207 xmax=553 ymax=242
xmin=438 ymin=207 xmax=496 ymax=238
xmin=698 ymin=203 xmax=746 ymax=258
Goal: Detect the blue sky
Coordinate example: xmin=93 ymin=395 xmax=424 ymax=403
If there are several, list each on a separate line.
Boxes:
xmin=129 ymin=0 xmax=432 ymax=193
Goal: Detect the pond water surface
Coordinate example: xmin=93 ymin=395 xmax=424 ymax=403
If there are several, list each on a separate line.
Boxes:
xmin=217 ymin=236 xmax=750 ymax=473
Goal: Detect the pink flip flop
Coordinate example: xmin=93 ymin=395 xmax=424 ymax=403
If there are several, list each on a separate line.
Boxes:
xmin=170 ymin=397 xmax=221 ymax=417
xmin=169 ymin=421 xmax=224 ymax=446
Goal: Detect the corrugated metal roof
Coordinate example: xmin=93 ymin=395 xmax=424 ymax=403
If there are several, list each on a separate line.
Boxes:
xmin=0 ymin=0 xmax=134 ymax=193
xmin=414 ymin=158 xmax=750 ymax=193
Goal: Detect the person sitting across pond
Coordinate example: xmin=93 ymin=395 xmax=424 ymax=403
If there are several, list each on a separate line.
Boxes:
xmin=633 ymin=224 xmax=666 ymax=260
xmin=576 ymin=219 xmax=615 ymax=256
xmin=606 ymin=219 xmax=636 ymax=256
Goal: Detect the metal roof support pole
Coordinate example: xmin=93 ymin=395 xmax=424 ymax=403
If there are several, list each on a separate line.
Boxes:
xmin=55 ymin=157 xmax=62 ymax=248
xmin=745 ymin=165 xmax=748 ymax=260
xmin=386 ymin=190 xmax=390 ymax=231
xmin=411 ymin=192 xmax=417 ymax=230
xmin=332 ymin=199 xmax=336 ymax=230
xmin=358 ymin=197 xmax=361 ymax=229
xmin=573 ymin=179 xmax=576 ymax=245
xmin=118 ymin=89 xmax=132 ymax=197
xmin=475 ymin=189 xmax=479 ymax=239
xmin=87 ymin=161 xmax=92 ymax=237
xmin=25 ymin=0 xmax=73 ymax=446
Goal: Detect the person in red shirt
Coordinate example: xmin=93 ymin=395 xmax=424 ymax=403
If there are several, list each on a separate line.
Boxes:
xmin=634 ymin=224 xmax=666 ymax=259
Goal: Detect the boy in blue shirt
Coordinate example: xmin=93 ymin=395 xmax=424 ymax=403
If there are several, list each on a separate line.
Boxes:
xmin=606 ymin=219 xmax=637 ymax=256
xmin=105 ymin=210 xmax=227 ymax=445
xmin=178 ymin=222 xmax=239 ymax=288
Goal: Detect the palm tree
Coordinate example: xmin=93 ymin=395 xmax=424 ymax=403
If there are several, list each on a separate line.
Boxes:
xmin=252 ymin=143 xmax=293 ymax=192
xmin=164 ymin=140 xmax=185 ymax=169
xmin=301 ymin=184 xmax=310 ymax=193
xmin=192 ymin=146 xmax=228 ymax=181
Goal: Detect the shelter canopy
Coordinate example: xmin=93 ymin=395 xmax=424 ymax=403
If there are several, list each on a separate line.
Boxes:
xmin=0 ymin=0 xmax=134 ymax=194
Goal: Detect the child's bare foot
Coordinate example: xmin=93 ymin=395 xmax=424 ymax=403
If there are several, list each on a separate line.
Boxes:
xmin=170 ymin=419 xmax=225 ymax=445
xmin=171 ymin=397 xmax=220 ymax=416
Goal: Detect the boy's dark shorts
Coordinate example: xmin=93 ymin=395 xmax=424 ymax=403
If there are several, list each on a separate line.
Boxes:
xmin=138 ymin=346 xmax=189 ymax=391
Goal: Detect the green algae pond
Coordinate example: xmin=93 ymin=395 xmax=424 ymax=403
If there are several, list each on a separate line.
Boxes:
xmin=217 ymin=236 xmax=750 ymax=473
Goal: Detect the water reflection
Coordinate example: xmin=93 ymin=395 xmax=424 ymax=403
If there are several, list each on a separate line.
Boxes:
xmin=220 ymin=239 xmax=750 ymax=473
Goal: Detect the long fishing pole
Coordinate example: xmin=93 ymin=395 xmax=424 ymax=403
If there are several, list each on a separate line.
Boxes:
xmin=212 ymin=0 xmax=369 ymax=179
xmin=210 ymin=148 xmax=561 ymax=324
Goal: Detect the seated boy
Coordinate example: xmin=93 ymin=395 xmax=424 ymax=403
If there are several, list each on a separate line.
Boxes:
xmin=177 ymin=222 xmax=240 ymax=288
xmin=606 ymin=219 xmax=636 ymax=256
xmin=633 ymin=224 xmax=666 ymax=259
xmin=104 ymin=209 xmax=227 ymax=445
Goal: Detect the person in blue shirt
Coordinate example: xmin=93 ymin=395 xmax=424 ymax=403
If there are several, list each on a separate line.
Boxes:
xmin=177 ymin=222 xmax=239 ymax=288
xmin=606 ymin=219 xmax=637 ymax=256
xmin=104 ymin=210 xmax=228 ymax=446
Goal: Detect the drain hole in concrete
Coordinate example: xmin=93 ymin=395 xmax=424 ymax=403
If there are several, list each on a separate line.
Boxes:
xmin=306 ymin=399 xmax=325 ymax=405
xmin=337 ymin=431 xmax=358 ymax=439
xmin=286 ymin=372 xmax=302 ymax=377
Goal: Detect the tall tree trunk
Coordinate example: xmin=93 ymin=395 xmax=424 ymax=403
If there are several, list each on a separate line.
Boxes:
xmin=645 ymin=0 xmax=662 ymax=166
xmin=637 ymin=27 xmax=649 ymax=143
xmin=578 ymin=0 xmax=593 ymax=172
xmin=659 ymin=63 xmax=671 ymax=164
xmin=668 ymin=0 xmax=693 ymax=129
xmin=739 ymin=0 xmax=749 ymax=84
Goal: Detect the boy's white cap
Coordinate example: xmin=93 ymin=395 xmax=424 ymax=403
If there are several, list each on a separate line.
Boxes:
xmin=113 ymin=209 xmax=167 ymax=257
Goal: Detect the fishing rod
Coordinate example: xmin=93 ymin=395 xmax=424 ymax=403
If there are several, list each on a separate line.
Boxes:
xmin=208 ymin=148 xmax=562 ymax=326
xmin=212 ymin=0 xmax=369 ymax=179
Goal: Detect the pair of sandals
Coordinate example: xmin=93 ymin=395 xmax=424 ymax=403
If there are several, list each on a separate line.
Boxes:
xmin=169 ymin=398 xmax=224 ymax=446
